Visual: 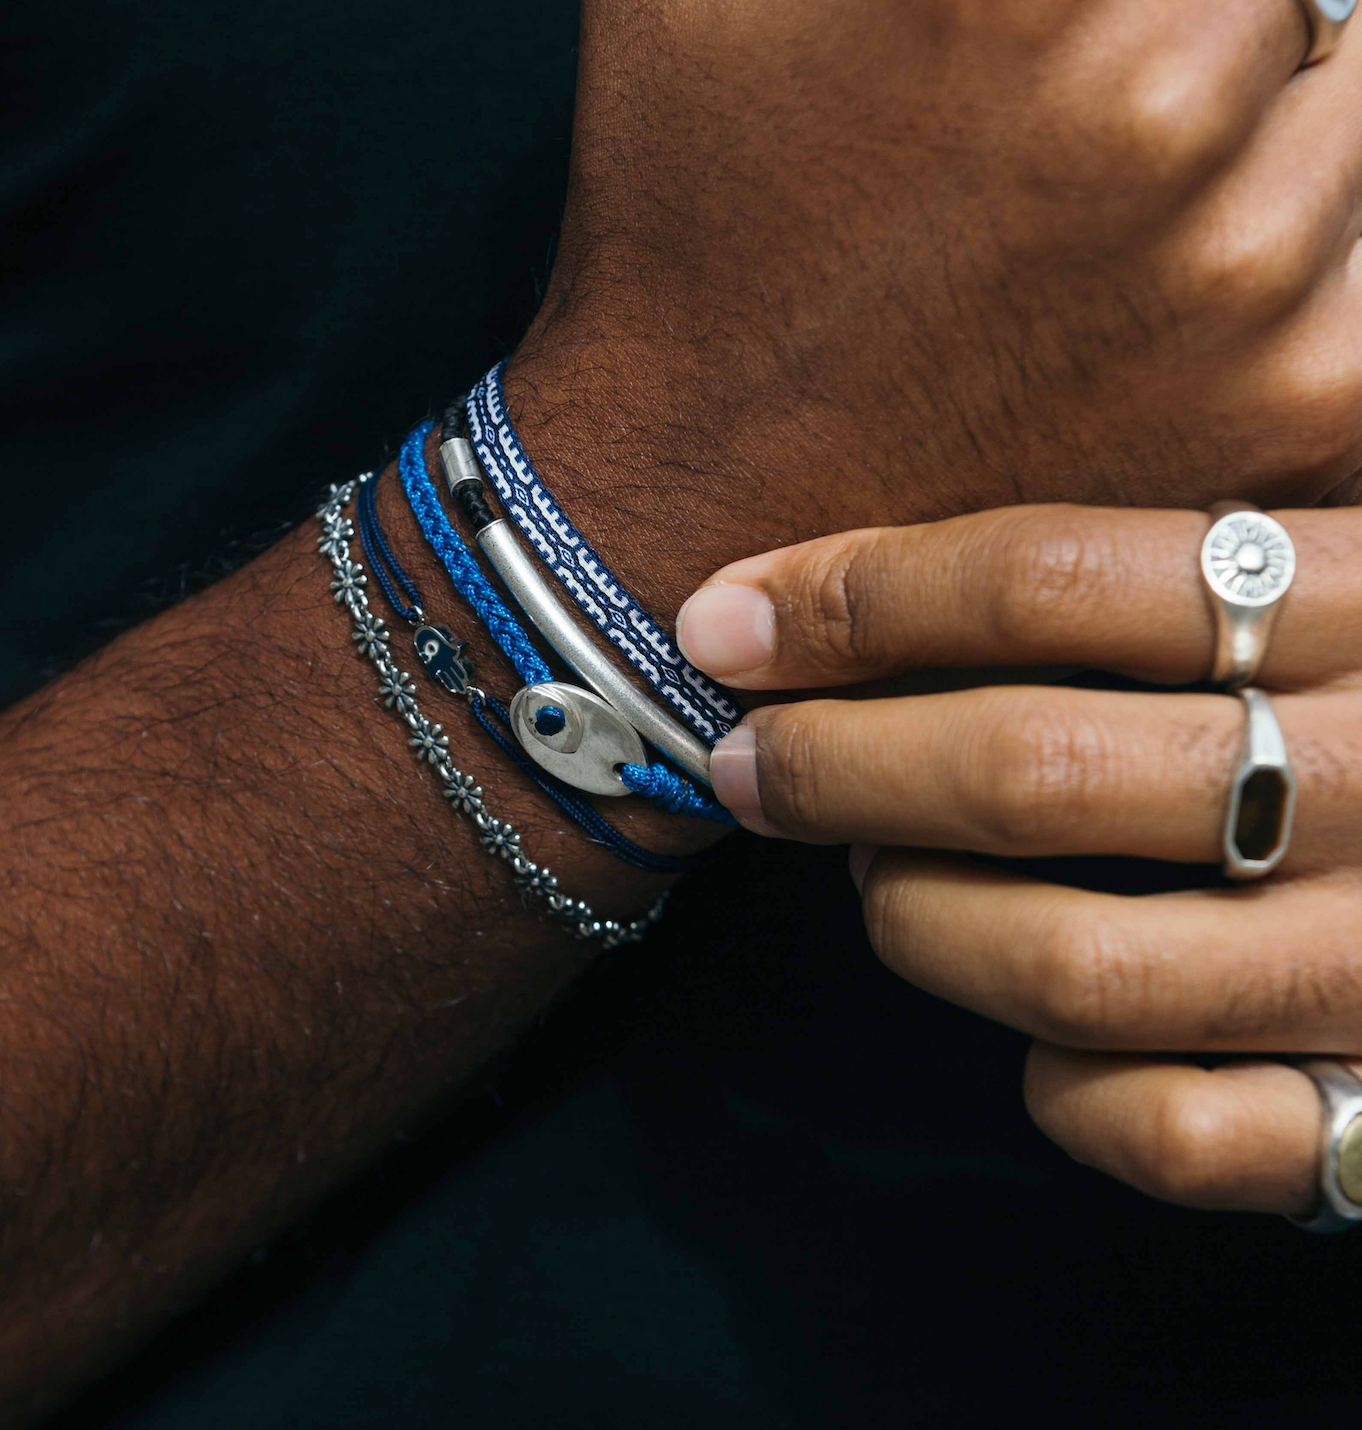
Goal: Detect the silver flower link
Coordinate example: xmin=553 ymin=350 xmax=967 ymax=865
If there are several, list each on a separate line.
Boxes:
xmin=443 ymin=772 xmax=483 ymax=816
xmin=315 ymin=486 xmax=662 ymax=946
xmin=353 ymin=612 xmax=390 ymax=660
xmin=408 ymin=718 xmax=450 ymax=765
xmin=378 ymin=667 xmax=418 ymax=713
xmin=479 ymin=820 xmax=521 ymax=857
xmin=331 ymin=559 xmax=367 ymax=605
xmin=317 ymin=517 xmax=355 ymax=560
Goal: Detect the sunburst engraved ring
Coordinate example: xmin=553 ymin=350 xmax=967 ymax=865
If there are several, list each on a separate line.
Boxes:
xmin=1200 ymin=503 xmax=1296 ymax=689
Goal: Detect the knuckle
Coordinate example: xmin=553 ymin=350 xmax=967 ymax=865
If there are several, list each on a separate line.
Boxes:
xmin=796 ymin=541 xmax=876 ymax=669
xmin=1026 ymin=910 xmax=1127 ymax=1047
xmin=1106 ymin=59 xmax=1242 ymax=184
xmin=983 ymin=508 xmax=1111 ymax=654
xmin=859 ymin=860 xmax=921 ymax=974
xmin=1141 ymin=1088 xmax=1240 ymax=1208
xmin=966 ymin=693 xmax=1111 ymax=853
xmin=1021 ymin=1047 xmax=1069 ymax=1144
xmin=1259 ymin=349 xmax=1362 ymax=473
xmin=1176 ymin=215 xmax=1317 ymax=325
xmin=754 ymin=708 xmax=836 ymax=834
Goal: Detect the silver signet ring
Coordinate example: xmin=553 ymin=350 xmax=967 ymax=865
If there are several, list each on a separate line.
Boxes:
xmin=1200 ymin=503 xmax=1295 ymax=690
xmin=1223 ymin=688 xmax=1296 ymax=881
xmin=1298 ymin=0 xmax=1357 ymax=64
xmin=1289 ymin=1060 xmax=1362 ymax=1234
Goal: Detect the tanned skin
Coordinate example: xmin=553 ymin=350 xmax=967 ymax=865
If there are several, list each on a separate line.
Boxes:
xmin=4 ymin=0 xmax=1361 ymax=1420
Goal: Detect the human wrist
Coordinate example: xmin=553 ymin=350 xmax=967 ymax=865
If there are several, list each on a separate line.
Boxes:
xmin=500 ymin=321 xmax=887 ymax=632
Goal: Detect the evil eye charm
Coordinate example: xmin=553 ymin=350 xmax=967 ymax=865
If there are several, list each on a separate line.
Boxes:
xmin=414 ymin=625 xmax=474 ymax=695
xmin=509 ymin=682 xmax=647 ymax=798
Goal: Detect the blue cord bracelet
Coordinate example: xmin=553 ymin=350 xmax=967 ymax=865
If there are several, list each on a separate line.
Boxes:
xmin=357 ymin=471 xmax=423 ymax=623
xmin=358 ymin=463 xmax=726 ymax=867
xmin=468 ymin=693 xmax=718 ymax=873
xmin=398 ymin=423 xmax=734 ymax=827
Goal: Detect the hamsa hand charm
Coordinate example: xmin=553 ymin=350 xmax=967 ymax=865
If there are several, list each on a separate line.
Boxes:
xmin=414 ymin=625 xmax=473 ymax=695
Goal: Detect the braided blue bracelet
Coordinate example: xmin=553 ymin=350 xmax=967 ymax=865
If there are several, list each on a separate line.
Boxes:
xmin=466 ymin=362 xmax=742 ymax=746
xmin=399 ymin=420 xmax=551 ymax=690
xmin=398 ymin=423 xmax=735 ymax=827
xmin=356 ymin=468 xmax=719 ymax=873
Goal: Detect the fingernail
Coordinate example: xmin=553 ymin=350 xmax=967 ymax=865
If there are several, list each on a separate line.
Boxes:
xmin=848 ymin=843 xmax=880 ymax=894
xmin=676 ymin=584 xmax=775 ymax=677
xmin=709 ymin=725 xmax=777 ymax=835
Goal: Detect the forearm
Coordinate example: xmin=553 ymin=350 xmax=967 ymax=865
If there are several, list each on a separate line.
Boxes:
xmin=0 ymin=420 xmax=713 ymax=1420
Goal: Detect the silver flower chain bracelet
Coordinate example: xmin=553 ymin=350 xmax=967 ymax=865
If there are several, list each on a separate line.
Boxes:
xmin=317 ymin=475 xmax=668 ymax=948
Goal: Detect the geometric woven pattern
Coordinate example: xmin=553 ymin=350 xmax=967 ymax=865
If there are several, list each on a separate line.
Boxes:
xmin=466 ymin=363 xmax=742 ymax=744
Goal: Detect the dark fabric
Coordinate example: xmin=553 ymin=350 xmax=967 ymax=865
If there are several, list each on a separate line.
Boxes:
xmin=5 ymin=4 xmax=1360 ymax=1426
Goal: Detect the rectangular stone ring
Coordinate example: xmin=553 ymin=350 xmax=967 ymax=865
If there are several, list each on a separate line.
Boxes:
xmin=1223 ymin=688 xmax=1296 ymax=880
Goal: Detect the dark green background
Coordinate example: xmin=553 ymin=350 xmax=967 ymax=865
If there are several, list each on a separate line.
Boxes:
xmin=4 ymin=4 xmax=1358 ymax=1425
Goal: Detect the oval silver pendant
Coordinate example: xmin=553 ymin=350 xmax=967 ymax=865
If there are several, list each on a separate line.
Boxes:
xmin=509 ymin=682 xmax=647 ymax=798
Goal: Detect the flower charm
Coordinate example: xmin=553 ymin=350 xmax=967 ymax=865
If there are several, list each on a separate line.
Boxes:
xmin=352 ymin=612 xmax=389 ymax=660
xmin=443 ymin=771 xmax=483 ymax=815
xmin=378 ymin=667 xmax=417 ymax=713
xmin=515 ymin=863 xmax=556 ymax=892
xmin=317 ymin=515 xmax=355 ymax=561
xmin=408 ymin=718 xmax=450 ymax=765
xmin=479 ymin=818 xmax=521 ymax=856
xmin=331 ymin=559 xmax=367 ymax=605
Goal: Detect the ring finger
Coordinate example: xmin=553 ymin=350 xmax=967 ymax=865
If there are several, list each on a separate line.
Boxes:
xmin=857 ymin=850 xmax=1362 ymax=1051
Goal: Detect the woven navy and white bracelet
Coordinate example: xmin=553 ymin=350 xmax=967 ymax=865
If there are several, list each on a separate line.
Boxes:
xmin=465 ymin=362 xmax=742 ymax=746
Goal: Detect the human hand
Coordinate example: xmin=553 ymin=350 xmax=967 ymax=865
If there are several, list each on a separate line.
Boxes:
xmin=677 ymin=503 xmax=1362 ymax=1216
xmin=509 ymin=0 xmax=1362 ymax=581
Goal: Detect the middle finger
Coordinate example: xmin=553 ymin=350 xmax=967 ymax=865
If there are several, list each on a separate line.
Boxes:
xmin=718 ymin=685 xmax=1362 ymax=871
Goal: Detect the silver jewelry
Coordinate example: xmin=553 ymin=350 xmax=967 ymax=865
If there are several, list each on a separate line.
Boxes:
xmin=1297 ymin=0 xmax=1356 ymax=64
xmin=1290 ymin=1060 xmax=1362 ymax=1233
xmin=1200 ymin=503 xmax=1295 ymax=689
xmin=317 ymin=477 xmax=667 ymax=948
xmin=509 ymin=681 xmax=650 ymax=799
xmin=440 ymin=436 xmax=715 ymax=788
xmin=1222 ymin=688 xmax=1296 ymax=880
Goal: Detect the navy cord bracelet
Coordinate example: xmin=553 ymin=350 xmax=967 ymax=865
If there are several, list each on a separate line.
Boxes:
xmin=465 ymin=362 xmax=743 ymax=745
xmin=357 ymin=465 xmax=720 ymax=872
xmin=357 ymin=470 xmax=423 ymax=623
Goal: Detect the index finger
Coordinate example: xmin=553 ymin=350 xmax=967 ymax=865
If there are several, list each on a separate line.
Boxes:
xmin=675 ymin=504 xmax=1362 ymax=691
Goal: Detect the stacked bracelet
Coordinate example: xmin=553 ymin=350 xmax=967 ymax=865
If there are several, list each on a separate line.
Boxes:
xmin=354 ymin=464 xmax=715 ymax=876
xmin=402 ymin=422 xmax=734 ymax=825
xmin=465 ymin=362 xmax=742 ymax=745
xmin=317 ymin=476 xmax=668 ymax=948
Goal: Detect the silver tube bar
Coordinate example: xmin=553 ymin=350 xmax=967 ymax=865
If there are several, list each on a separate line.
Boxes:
xmin=475 ymin=519 xmax=714 ymax=786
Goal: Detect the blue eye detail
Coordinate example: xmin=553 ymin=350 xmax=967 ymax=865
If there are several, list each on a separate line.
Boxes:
xmin=533 ymin=705 xmax=568 ymax=737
